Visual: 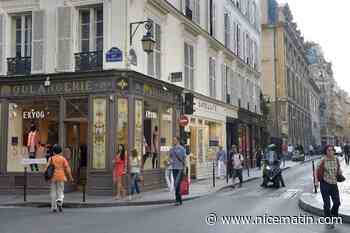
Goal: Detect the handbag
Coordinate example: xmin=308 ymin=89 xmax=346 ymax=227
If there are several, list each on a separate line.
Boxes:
xmin=336 ymin=158 xmax=346 ymax=182
xmin=180 ymin=175 xmax=189 ymax=195
xmin=44 ymin=158 xmax=55 ymax=181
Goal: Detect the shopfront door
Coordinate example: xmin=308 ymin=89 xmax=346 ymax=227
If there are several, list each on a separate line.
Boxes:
xmin=64 ymin=98 xmax=89 ymax=190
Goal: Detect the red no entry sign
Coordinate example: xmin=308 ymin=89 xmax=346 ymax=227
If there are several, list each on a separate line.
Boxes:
xmin=179 ymin=115 xmax=189 ymax=127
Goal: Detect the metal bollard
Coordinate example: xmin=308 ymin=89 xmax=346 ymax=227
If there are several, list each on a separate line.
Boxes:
xmin=24 ymin=167 xmax=27 ymax=202
xmin=83 ymin=181 xmax=86 ymax=202
xmin=212 ymin=160 xmax=215 ymax=187
xmin=312 ymin=160 xmax=317 ymax=193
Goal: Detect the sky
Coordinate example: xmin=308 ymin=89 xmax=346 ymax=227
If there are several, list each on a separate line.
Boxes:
xmin=277 ymin=0 xmax=350 ymax=94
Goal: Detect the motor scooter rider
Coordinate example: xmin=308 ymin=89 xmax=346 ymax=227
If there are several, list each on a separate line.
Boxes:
xmin=261 ymin=144 xmax=285 ymax=188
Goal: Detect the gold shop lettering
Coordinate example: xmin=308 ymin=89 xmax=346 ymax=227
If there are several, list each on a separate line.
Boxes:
xmin=23 ymin=110 xmax=46 ymax=119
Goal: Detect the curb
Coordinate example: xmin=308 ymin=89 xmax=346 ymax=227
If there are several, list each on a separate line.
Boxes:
xmin=1 ymin=164 xmax=299 ymax=209
xmin=298 ymin=193 xmax=350 ymax=224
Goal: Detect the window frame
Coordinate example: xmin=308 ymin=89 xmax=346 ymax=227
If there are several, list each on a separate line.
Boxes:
xmin=184 ymin=42 xmax=195 ymax=90
xmin=12 ymin=14 xmax=32 ymax=58
xmin=78 ymin=6 xmax=103 ymax=53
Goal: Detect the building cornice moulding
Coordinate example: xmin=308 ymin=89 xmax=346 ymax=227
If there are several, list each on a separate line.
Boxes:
xmin=0 ymin=0 xmax=40 ymax=13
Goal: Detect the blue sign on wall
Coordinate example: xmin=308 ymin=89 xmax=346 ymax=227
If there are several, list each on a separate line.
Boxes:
xmin=106 ymin=47 xmax=123 ymax=62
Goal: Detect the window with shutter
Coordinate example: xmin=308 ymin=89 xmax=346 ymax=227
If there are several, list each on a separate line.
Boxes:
xmin=194 ymin=0 xmax=200 ymax=25
xmin=224 ymin=13 xmax=230 ymax=49
xmin=74 ymin=6 xmax=103 ymax=72
xmin=209 ymin=57 xmax=216 ymax=98
xmin=0 ymin=14 xmax=4 ymax=75
xmin=57 ymin=7 xmax=73 ymax=71
xmin=222 ymin=64 xmax=227 ymax=102
xmin=148 ymin=22 xmax=161 ymax=79
xmin=236 ymin=24 xmax=241 ymax=57
xmin=32 ymin=10 xmax=45 ymax=73
xmin=184 ymin=42 xmax=195 ymax=90
xmin=7 ymin=14 xmax=32 ymax=75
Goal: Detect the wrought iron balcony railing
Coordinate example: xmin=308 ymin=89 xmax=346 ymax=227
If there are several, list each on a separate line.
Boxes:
xmin=7 ymin=56 xmax=31 ymax=75
xmin=74 ymin=50 xmax=103 ymax=72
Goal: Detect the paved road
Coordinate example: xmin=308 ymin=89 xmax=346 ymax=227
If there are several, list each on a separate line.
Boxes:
xmin=0 ymin=161 xmax=349 ymax=233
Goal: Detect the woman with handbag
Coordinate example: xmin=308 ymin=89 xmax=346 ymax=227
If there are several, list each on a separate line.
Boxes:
xmin=316 ymin=145 xmax=345 ymax=229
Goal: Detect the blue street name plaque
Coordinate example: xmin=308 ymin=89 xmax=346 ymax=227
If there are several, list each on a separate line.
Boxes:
xmin=106 ymin=47 xmax=123 ymax=62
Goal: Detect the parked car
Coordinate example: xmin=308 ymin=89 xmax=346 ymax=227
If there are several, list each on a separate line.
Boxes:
xmin=334 ymin=146 xmax=343 ymax=156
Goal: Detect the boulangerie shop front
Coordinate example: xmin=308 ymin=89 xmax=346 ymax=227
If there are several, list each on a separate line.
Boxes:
xmin=0 ymin=70 xmax=183 ymax=194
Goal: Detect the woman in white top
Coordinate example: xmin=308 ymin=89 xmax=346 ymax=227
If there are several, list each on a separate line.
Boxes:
xmin=129 ymin=149 xmax=141 ymax=199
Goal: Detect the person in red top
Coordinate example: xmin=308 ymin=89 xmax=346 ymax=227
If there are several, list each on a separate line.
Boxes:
xmin=113 ymin=144 xmax=127 ymax=200
xmin=46 ymin=144 xmax=73 ymax=212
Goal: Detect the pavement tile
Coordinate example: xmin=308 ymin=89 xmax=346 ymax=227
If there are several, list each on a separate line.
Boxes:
xmin=0 ymin=159 xmax=316 ymax=208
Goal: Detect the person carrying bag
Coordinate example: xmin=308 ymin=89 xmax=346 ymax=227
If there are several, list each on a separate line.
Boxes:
xmin=169 ymin=136 xmax=187 ymax=206
xmin=316 ymin=145 xmax=345 ymax=230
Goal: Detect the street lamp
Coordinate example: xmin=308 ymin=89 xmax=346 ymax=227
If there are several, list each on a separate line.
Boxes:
xmin=130 ymin=20 xmax=156 ymax=54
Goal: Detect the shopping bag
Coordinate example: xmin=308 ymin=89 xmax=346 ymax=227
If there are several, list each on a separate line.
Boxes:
xmin=180 ymin=176 xmax=189 ymax=195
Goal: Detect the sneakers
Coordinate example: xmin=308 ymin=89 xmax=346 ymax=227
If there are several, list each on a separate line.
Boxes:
xmin=56 ymin=200 xmax=63 ymax=212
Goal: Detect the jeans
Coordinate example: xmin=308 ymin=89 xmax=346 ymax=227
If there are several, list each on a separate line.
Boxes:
xmin=165 ymin=168 xmax=174 ymax=192
xmin=172 ymin=169 xmax=183 ymax=204
xmin=232 ymin=168 xmax=243 ymax=185
xmin=345 ymin=153 xmax=350 ymax=165
xmin=217 ymin=161 xmax=226 ymax=178
xmin=130 ymin=173 xmax=140 ymax=195
xmin=29 ymin=152 xmax=39 ymax=172
xmin=320 ymin=180 xmax=341 ymax=218
xmin=51 ymin=181 xmax=64 ymax=210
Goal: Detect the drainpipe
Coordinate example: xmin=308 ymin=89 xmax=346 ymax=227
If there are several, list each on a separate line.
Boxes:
xmin=273 ymin=25 xmax=279 ymax=140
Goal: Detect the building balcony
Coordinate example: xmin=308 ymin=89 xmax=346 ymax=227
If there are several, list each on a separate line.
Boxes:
xmin=7 ymin=56 xmax=31 ymax=75
xmin=74 ymin=51 xmax=103 ymax=72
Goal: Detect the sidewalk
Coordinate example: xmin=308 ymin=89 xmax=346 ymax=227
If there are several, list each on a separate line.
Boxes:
xmin=0 ymin=158 xmax=317 ymax=208
xmin=299 ymin=158 xmax=350 ymax=223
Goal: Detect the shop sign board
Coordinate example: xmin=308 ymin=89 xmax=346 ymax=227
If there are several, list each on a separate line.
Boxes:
xmin=21 ymin=158 xmax=47 ymax=165
xmin=0 ymin=79 xmax=113 ymax=97
xmin=179 ymin=115 xmax=189 ymax=127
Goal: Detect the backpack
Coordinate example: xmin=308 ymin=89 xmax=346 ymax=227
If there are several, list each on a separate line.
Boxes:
xmin=44 ymin=158 xmax=55 ymax=181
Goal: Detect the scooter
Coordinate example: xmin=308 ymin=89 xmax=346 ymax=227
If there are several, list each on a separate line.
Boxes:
xmin=262 ymin=160 xmax=282 ymax=188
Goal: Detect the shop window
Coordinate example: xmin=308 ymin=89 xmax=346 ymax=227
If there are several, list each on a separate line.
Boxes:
xmin=66 ymin=98 xmax=88 ymax=119
xmin=159 ymin=106 xmax=173 ymax=168
xmin=117 ymin=98 xmax=129 ymax=154
xmin=206 ymin=121 xmax=223 ymax=161
xmin=92 ymin=97 xmax=107 ymax=169
xmin=135 ymin=100 xmax=143 ymax=166
xmin=142 ymin=100 xmax=160 ymax=170
xmin=7 ymin=100 xmax=59 ymax=172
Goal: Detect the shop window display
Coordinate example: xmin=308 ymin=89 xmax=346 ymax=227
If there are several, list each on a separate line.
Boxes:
xmin=92 ymin=97 xmax=107 ymax=169
xmin=159 ymin=107 xmax=173 ymax=168
xmin=117 ymin=98 xmax=128 ymax=173
xmin=135 ymin=100 xmax=143 ymax=165
xmin=142 ymin=100 xmax=160 ymax=170
xmin=205 ymin=121 xmax=224 ymax=161
xmin=7 ymin=100 xmax=59 ymax=172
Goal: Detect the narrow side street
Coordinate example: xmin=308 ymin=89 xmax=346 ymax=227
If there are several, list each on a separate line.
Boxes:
xmin=1 ymin=161 xmax=349 ymax=233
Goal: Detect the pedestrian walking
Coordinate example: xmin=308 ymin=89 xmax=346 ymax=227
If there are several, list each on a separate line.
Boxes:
xmin=113 ymin=144 xmax=127 ymax=200
xmin=216 ymin=146 xmax=227 ymax=179
xmin=231 ymin=145 xmax=244 ymax=188
xmin=129 ymin=149 xmax=141 ymax=200
xmin=169 ymin=136 xmax=187 ymax=206
xmin=164 ymin=158 xmax=174 ymax=193
xmin=287 ymin=144 xmax=293 ymax=160
xmin=255 ymin=147 xmax=262 ymax=170
xmin=46 ymin=144 xmax=73 ymax=213
xmin=343 ymin=143 xmax=350 ymax=165
xmin=316 ymin=145 xmax=343 ymax=230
